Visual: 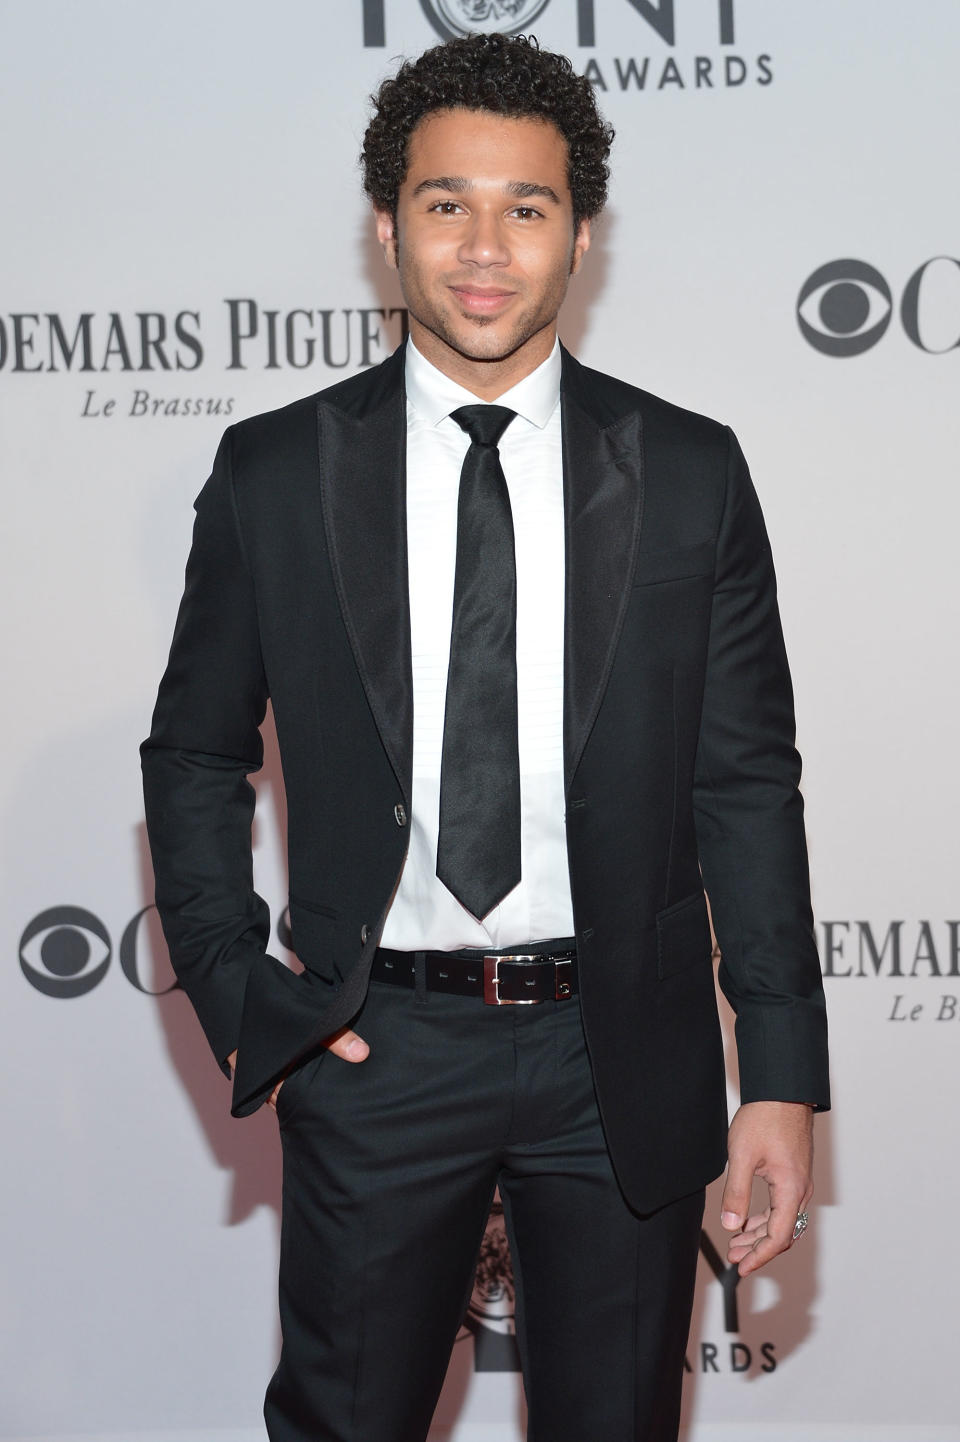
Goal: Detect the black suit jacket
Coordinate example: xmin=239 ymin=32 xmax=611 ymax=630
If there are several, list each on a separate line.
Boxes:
xmin=142 ymin=343 xmax=829 ymax=1215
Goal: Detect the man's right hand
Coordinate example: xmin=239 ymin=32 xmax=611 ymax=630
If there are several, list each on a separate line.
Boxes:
xmin=226 ymin=1027 xmax=370 ymax=1111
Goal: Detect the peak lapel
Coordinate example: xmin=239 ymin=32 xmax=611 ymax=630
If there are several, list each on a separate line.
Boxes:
xmin=317 ymin=348 xmax=413 ymax=803
xmin=561 ymin=349 xmax=645 ymax=790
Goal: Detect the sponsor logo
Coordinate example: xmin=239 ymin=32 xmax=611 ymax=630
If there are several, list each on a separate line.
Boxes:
xmin=423 ymin=0 xmax=552 ymax=39
xmin=819 ymin=921 xmax=960 ymax=1026
xmin=455 ymin=1205 xmax=777 ymax=1374
xmin=364 ymin=0 xmax=733 ymax=46
xmin=689 ymin=1229 xmax=776 ymax=1376
xmin=798 ymin=258 xmax=960 ymax=356
xmin=0 ymin=302 xmax=409 ymax=417
xmin=820 ymin=920 xmax=960 ymax=979
xmin=19 ymin=905 xmax=179 ymax=997
xmin=362 ymin=0 xmax=551 ymax=43
xmin=456 ymin=1199 xmax=521 ymax=1371
xmin=361 ymin=1 xmax=774 ymax=95
xmin=222 ymin=299 xmax=409 ymax=370
xmin=19 ymin=902 xmax=297 ymax=998
xmin=796 ymin=260 xmax=893 ymax=357
xmin=583 ymin=51 xmax=771 ymax=90
xmin=0 ymin=303 xmax=408 ymax=375
xmin=580 ymin=4 xmax=770 ymax=94
xmin=19 ymin=906 xmax=113 ymax=999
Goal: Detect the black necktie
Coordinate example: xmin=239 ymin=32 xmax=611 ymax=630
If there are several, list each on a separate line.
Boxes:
xmin=436 ymin=404 xmax=521 ymax=919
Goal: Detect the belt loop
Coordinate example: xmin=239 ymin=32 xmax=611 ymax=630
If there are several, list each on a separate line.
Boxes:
xmin=414 ymin=950 xmax=428 ymax=1005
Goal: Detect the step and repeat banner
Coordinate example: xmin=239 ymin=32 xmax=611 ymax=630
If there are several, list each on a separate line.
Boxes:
xmin=2 ymin=2 xmax=957 ymax=1439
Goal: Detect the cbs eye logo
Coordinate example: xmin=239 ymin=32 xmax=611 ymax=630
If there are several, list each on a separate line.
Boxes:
xmin=797 ymin=257 xmax=960 ymax=356
xmin=20 ymin=904 xmax=296 ymax=997
xmin=19 ymin=905 xmax=178 ymax=997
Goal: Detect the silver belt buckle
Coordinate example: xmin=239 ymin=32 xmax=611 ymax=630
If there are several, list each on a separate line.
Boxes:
xmin=483 ymin=953 xmax=539 ymax=1005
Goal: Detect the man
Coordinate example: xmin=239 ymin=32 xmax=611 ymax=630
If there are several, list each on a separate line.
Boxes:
xmin=142 ymin=32 xmax=829 ymax=1442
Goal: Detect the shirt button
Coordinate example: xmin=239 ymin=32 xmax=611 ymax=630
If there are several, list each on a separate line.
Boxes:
xmin=360 ymin=924 xmax=369 ymax=944
xmin=394 ymin=803 xmax=407 ymax=827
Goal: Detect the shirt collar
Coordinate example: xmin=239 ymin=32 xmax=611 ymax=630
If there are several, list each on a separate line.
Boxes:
xmin=405 ymin=334 xmax=561 ymax=430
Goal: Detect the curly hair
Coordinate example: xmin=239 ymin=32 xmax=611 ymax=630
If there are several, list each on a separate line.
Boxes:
xmin=361 ymin=33 xmax=614 ymax=230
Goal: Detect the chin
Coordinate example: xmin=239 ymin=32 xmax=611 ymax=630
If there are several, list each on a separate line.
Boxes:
xmin=446 ymin=322 xmax=531 ymax=364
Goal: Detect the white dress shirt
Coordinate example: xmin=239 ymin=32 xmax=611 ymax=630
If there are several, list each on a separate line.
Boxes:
xmin=380 ymin=337 xmax=575 ymax=951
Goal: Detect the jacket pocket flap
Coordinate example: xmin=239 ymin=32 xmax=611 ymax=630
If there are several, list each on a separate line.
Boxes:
xmin=656 ymin=891 xmax=712 ymax=978
xmin=289 ymin=893 xmax=340 ymax=919
xmin=633 ymin=541 xmax=714 ymax=587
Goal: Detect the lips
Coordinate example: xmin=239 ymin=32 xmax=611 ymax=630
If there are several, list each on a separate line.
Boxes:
xmin=449 ymin=285 xmax=517 ymax=315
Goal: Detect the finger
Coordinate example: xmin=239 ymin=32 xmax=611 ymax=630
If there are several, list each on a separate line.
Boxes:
xmin=738 ymin=1208 xmax=772 ymax=1235
xmin=737 ymin=1190 xmax=805 ymax=1275
xmin=324 ymin=1027 xmax=369 ymax=1062
xmin=728 ymin=1231 xmax=765 ymax=1262
xmin=767 ymin=1179 xmax=807 ymax=1254
xmin=267 ymin=1079 xmax=283 ymax=1112
xmin=737 ymin=1230 xmax=789 ymax=1275
xmin=726 ymin=1219 xmax=769 ymax=1260
xmin=728 ymin=1241 xmax=759 ymax=1265
xmin=720 ymin=1153 xmax=755 ymax=1231
xmin=727 ymin=1216 xmax=769 ymax=1250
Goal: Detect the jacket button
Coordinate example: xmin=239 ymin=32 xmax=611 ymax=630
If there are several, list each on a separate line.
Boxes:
xmin=360 ymin=924 xmax=369 ymax=944
xmin=394 ymin=803 xmax=407 ymax=827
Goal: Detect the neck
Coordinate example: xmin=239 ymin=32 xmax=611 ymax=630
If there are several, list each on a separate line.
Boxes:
xmin=408 ymin=321 xmax=557 ymax=400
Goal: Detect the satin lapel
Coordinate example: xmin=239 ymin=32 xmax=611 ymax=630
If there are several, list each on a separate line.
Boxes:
xmin=317 ymin=349 xmax=413 ymax=803
xmin=561 ymin=349 xmax=645 ymax=790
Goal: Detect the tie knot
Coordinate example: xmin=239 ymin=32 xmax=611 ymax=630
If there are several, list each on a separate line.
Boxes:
xmin=450 ymin=404 xmax=516 ymax=450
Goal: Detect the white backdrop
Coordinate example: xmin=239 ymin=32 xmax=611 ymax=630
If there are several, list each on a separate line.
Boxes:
xmin=2 ymin=2 xmax=958 ymax=1439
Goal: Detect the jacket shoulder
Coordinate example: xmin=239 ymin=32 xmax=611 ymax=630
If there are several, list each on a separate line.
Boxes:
xmin=563 ymin=351 xmax=729 ymax=453
xmin=218 ymin=347 xmax=404 ymax=483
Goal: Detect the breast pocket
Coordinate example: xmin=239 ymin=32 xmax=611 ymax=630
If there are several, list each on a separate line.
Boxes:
xmin=633 ymin=541 xmax=715 ymax=587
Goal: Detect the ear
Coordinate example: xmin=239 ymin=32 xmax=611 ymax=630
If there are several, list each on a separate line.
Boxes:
xmin=570 ymin=218 xmax=591 ymax=277
xmin=374 ymin=208 xmax=399 ymax=271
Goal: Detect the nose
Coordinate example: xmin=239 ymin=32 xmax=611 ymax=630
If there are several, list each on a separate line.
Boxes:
xmin=457 ymin=208 xmax=510 ymax=269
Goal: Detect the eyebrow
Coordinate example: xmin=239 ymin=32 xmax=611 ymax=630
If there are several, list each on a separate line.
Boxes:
xmin=411 ymin=176 xmax=562 ymax=206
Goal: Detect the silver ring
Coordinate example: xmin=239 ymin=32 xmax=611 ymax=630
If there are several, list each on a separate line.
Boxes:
xmin=792 ymin=1210 xmax=809 ymax=1241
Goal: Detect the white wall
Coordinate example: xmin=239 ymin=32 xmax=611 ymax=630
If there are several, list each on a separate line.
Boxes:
xmin=2 ymin=2 xmax=958 ymax=1438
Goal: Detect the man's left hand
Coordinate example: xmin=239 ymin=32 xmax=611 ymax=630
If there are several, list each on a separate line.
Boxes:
xmin=720 ymin=1101 xmax=814 ymax=1276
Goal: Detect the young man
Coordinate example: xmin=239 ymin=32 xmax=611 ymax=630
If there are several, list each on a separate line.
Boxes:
xmin=142 ymin=33 xmax=829 ymax=1442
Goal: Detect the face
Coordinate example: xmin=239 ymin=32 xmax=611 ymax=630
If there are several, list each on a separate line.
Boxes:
xmin=375 ymin=107 xmax=591 ymax=398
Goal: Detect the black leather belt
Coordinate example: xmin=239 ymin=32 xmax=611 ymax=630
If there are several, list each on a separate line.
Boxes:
xmin=372 ymin=944 xmax=578 ymax=1004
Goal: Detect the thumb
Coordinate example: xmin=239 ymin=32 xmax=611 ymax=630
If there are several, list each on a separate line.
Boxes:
xmin=325 ymin=1027 xmax=370 ymax=1063
xmin=720 ymin=1154 xmax=754 ymax=1231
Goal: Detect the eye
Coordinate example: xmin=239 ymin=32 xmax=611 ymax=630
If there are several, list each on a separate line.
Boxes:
xmin=797 ymin=260 xmax=892 ymax=356
xmin=509 ymin=206 xmax=542 ymax=222
xmin=430 ymin=200 xmax=465 ymax=215
xmin=19 ymin=906 xmax=111 ymax=997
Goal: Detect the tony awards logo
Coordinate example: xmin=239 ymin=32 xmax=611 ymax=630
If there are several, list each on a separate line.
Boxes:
xmin=424 ymin=0 xmax=552 ymax=37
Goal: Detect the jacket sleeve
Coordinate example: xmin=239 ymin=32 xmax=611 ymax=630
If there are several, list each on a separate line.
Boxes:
xmin=140 ymin=427 xmax=272 ymax=1076
xmin=693 ymin=428 xmax=830 ymax=1110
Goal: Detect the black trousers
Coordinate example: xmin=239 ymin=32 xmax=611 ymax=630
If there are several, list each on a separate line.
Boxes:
xmin=265 ymin=972 xmax=704 ymax=1442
